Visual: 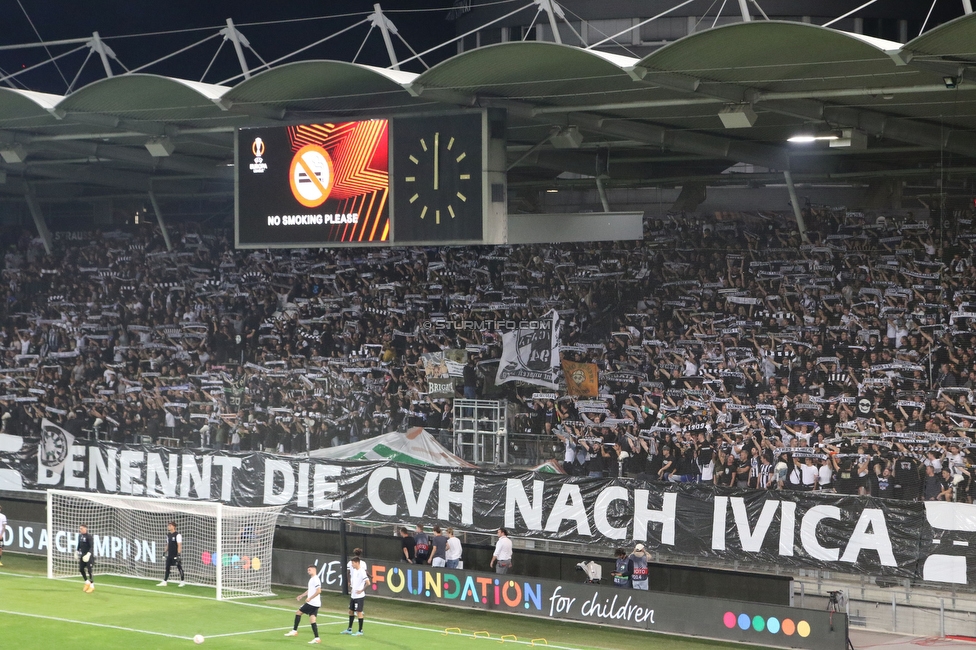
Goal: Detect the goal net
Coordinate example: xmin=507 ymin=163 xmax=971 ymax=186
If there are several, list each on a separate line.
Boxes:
xmin=47 ymin=489 xmax=283 ymax=600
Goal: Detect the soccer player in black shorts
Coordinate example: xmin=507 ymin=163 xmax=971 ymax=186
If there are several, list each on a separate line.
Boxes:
xmin=286 ymin=565 xmax=322 ymax=644
xmin=158 ymin=522 xmax=185 ymax=587
xmin=77 ymin=524 xmax=95 ymax=593
xmin=341 ymin=556 xmax=370 ymax=636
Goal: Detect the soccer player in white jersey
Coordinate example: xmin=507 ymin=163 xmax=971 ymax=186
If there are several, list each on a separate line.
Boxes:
xmin=346 ymin=547 xmax=367 ymax=586
xmin=341 ymin=556 xmax=370 ymax=636
xmin=285 ymin=565 xmax=322 ymax=644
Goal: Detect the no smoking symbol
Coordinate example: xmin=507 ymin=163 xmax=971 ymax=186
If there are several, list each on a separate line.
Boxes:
xmin=289 ymin=144 xmax=334 ymax=208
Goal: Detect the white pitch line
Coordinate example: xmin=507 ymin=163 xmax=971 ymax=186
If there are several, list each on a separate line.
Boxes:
xmin=204 ymin=626 xmax=301 ymax=638
xmin=0 ymin=608 xmax=190 ymax=640
xmin=2 ymin=570 xmax=300 ymax=614
xmin=205 ymin=622 xmax=344 ymax=639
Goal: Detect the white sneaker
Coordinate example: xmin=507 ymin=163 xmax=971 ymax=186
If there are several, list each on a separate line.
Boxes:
xmin=178 ymin=582 xmax=185 ymax=587
xmin=308 ymin=639 xmax=321 ymax=645
xmin=284 ymin=630 xmax=298 ymax=637
xmin=156 ymin=581 xmax=167 ymax=586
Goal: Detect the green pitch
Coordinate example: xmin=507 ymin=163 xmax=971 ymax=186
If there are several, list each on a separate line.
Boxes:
xmin=0 ymin=554 xmax=766 ymax=650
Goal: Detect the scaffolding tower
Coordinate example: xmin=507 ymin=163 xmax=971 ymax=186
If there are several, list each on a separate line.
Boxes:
xmin=452 ymin=399 xmax=507 ymax=465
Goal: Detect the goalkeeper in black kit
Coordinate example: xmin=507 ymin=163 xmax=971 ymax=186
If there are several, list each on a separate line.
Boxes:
xmin=77 ymin=525 xmax=95 ymax=593
xmin=157 ymin=522 xmax=185 ymax=587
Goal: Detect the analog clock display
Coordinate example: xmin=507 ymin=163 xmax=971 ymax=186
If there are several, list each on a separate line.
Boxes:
xmin=393 ymin=113 xmax=484 ymax=243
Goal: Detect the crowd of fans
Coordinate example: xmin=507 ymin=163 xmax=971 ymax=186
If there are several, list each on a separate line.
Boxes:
xmin=1 ymin=205 xmax=975 ymax=502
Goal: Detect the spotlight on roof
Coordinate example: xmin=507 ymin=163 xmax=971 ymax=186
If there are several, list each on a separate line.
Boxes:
xmin=549 ymin=126 xmax=583 ymax=149
xmin=145 ymin=137 xmax=175 ymax=157
xmin=718 ymin=104 xmax=758 ymax=129
xmin=787 ymin=131 xmax=839 ymax=144
xmin=0 ymin=143 xmax=27 ymax=164
xmin=944 ymin=76 xmax=958 ymax=89
xmin=829 ymin=128 xmax=868 ymax=150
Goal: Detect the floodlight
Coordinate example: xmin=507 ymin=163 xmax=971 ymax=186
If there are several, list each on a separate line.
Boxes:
xmin=145 ymin=137 xmax=175 ymax=157
xmin=718 ymin=104 xmax=758 ymax=129
xmin=0 ymin=143 xmax=27 ymax=163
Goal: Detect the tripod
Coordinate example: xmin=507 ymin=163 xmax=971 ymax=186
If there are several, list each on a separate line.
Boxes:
xmin=827 ymin=591 xmax=856 ymax=650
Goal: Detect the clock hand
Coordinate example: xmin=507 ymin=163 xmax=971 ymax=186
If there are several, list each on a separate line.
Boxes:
xmin=434 ymin=132 xmax=439 ymax=192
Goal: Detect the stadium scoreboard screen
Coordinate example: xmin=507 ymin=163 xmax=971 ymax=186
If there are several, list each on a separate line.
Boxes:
xmin=235 ymin=111 xmax=505 ymax=248
xmin=236 ymin=120 xmax=391 ymax=247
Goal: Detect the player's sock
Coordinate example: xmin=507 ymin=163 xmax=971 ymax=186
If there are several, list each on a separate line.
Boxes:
xmin=293 ymin=615 xmax=302 ymax=631
xmin=348 ymin=615 xmax=354 ymax=629
xmin=358 ymin=618 xmax=363 ymax=632
xmin=311 ymin=623 xmax=318 ymax=638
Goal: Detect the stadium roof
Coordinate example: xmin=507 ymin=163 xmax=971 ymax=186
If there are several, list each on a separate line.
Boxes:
xmin=2 ymin=10 xmax=976 ymax=220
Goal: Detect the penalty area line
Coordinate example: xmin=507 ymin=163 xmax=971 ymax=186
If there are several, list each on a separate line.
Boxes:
xmin=11 ymin=571 xmax=348 ymax=620
xmin=204 ymin=622 xmax=343 ymax=639
xmin=0 ymin=608 xmax=190 ymax=640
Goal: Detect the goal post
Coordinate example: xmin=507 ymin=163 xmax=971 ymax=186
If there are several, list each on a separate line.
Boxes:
xmin=47 ymin=489 xmax=283 ymax=600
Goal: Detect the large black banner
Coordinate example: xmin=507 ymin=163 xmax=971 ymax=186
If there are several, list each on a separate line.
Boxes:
xmin=0 ymin=437 xmax=971 ymax=586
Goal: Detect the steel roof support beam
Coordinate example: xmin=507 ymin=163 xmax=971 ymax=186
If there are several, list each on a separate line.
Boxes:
xmin=783 ymin=170 xmax=809 ymax=243
xmin=737 ymin=0 xmax=752 ymax=22
xmin=221 ymin=19 xmax=251 ymax=80
xmin=88 ymin=32 xmax=118 ymax=78
xmin=773 ymin=99 xmax=976 ymax=157
xmin=534 ymin=0 xmax=565 ymax=44
xmin=595 ymin=175 xmax=611 ymax=212
xmin=31 ymin=140 xmax=227 ymax=177
xmin=24 ymin=187 xmax=52 ymax=254
xmin=369 ymin=4 xmax=401 ymax=70
xmin=148 ymin=188 xmax=173 ymax=252
xmin=411 ymin=87 xmax=789 ymax=169
xmin=635 ymin=70 xmax=976 ymax=159
xmin=562 ymin=111 xmax=789 ymax=169
xmin=12 ymin=163 xmax=149 ymax=191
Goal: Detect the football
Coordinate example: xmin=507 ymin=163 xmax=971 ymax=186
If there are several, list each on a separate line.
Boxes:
xmin=193 ymin=634 xmax=205 ymax=644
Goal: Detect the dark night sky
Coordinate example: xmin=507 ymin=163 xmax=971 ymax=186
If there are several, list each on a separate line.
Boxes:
xmin=0 ymin=1 xmax=462 ymax=94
